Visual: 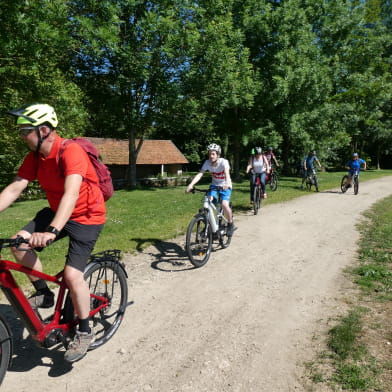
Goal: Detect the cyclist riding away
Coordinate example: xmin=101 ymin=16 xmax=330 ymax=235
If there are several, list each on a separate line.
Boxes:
xmin=246 ymin=147 xmax=270 ymax=202
xmin=344 ymin=153 xmax=366 ymax=189
xmin=0 ymin=103 xmax=106 ymax=363
xmin=265 ymin=147 xmax=280 ymax=170
xmin=186 ymin=143 xmax=236 ymax=236
xmin=301 ymin=150 xmax=321 ymax=189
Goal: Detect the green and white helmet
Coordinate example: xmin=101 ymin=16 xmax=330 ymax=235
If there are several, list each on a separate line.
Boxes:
xmin=8 ymin=103 xmax=58 ymax=128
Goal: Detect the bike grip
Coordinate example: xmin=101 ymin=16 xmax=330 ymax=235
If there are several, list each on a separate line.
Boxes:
xmin=46 ymin=239 xmax=53 ymax=246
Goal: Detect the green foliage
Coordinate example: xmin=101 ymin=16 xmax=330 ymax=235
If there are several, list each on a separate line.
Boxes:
xmin=328 ymin=308 xmax=365 ymax=360
xmin=0 ymin=0 xmax=391 ymax=186
xmin=354 ymin=195 xmax=392 ymax=298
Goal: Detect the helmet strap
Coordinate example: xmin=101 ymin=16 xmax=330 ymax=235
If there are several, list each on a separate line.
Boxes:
xmin=34 ymin=126 xmax=53 ymax=155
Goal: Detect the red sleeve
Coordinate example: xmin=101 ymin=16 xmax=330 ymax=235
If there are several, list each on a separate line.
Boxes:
xmin=17 ymin=152 xmax=38 ymax=181
xmin=61 ymin=143 xmax=89 ymax=178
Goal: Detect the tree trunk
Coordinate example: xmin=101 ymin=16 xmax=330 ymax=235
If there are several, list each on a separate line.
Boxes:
xmin=127 ymin=128 xmax=144 ymax=189
xmin=231 ymin=107 xmax=241 ymax=181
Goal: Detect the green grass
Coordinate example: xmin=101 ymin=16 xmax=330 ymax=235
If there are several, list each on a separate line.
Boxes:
xmin=307 ymin=191 xmax=392 ymax=391
xmin=1 ymin=169 xmax=391 ymax=284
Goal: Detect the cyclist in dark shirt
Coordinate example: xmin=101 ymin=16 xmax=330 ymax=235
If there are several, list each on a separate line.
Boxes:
xmin=301 ymin=151 xmax=321 ymax=189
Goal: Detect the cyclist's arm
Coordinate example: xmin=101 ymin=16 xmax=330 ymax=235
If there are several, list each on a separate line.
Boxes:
xmin=264 ymin=156 xmax=271 ymax=172
xmin=50 ymin=174 xmax=82 ymax=231
xmin=245 ymin=157 xmax=253 ymax=174
xmin=186 ymin=171 xmax=204 ymax=193
xmin=362 ymin=161 xmax=367 ymax=170
xmin=224 ymin=165 xmax=232 ymax=189
xmin=28 ymin=174 xmax=83 ymax=248
xmin=316 ymin=159 xmax=321 ymax=168
xmin=0 ymin=176 xmax=29 ymax=213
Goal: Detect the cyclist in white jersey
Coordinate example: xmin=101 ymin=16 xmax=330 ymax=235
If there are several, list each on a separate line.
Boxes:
xmin=246 ymin=147 xmax=270 ymax=202
xmin=186 ymin=143 xmax=236 ymax=236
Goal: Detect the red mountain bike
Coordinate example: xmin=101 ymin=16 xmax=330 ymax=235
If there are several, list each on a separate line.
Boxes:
xmin=0 ymin=237 xmax=128 ymax=384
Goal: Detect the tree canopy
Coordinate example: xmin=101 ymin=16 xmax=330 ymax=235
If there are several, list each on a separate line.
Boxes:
xmin=0 ymin=0 xmax=391 ymax=186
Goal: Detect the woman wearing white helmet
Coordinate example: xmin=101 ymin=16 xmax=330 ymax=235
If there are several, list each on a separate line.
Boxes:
xmin=186 ymin=143 xmax=236 ymax=236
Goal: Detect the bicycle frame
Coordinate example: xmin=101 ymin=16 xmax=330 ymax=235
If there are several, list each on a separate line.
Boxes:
xmin=0 ymin=257 xmax=108 ymax=347
xmin=202 ymin=193 xmax=228 ymax=235
xmin=351 ymin=170 xmax=360 ymax=179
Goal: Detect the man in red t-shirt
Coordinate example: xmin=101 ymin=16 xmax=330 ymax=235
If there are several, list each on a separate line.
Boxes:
xmin=0 ymin=103 xmax=106 ymax=363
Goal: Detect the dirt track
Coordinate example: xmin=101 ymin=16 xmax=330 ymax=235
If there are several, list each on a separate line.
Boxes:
xmin=1 ymin=176 xmax=392 ymax=392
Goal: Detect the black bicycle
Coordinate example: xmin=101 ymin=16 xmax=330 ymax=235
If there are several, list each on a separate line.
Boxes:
xmin=305 ymin=168 xmax=319 ymax=192
xmin=341 ymin=170 xmax=360 ymax=195
xmin=266 ymin=167 xmax=278 ymax=191
xmin=253 ymin=175 xmax=262 ymax=215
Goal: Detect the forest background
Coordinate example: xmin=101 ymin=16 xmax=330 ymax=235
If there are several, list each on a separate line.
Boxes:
xmin=0 ymin=0 xmax=391 ymax=189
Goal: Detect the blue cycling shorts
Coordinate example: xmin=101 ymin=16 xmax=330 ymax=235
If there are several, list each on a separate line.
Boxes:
xmin=207 ymin=185 xmax=232 ymax=202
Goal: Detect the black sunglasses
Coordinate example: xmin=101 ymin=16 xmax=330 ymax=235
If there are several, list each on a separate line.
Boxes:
xmin=18 ymin=126 xmax=38 ymax=136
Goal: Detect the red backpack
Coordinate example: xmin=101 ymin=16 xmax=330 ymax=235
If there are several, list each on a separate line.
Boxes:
xmin=57 ymin=137 xmax=114 ymax=201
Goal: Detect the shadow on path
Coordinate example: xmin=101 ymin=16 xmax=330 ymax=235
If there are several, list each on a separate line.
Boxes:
xmin=0 ymin=304 xmax=72 ymax=378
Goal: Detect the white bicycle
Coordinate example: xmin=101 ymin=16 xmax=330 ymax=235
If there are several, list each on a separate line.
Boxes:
xmin=185 ymin=187 xmax=232 ymax=268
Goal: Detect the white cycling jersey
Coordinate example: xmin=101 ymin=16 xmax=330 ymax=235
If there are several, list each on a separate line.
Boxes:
xmin=201 ymin=158 xmax=230 ymax=187
xmin=251 ymin=155 xmax=267 ymax=173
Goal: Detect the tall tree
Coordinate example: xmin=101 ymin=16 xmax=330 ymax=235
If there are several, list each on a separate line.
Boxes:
xmin=0 ymin=0 xmax=88 ymax=186
xmin=71 ymin=0 xmax=201 ymax=187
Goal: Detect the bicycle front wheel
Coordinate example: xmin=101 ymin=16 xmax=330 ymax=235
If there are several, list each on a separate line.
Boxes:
xmin=341 ymin=175 xmax=348 ymax=193
xmin=306 ymin=177 xmax=312 ymax=191
xmin=0 ymin=314 xmax=12 ymax=385
xmin=269 ymin=173 xmax=278 ymax=191
xmin=186 ymin=215 xmax=212 ymax=268
xmin=253 ymin=186 xmax=260 ymax=215
xmin=85 ymin=257 xmax=128 ymax=349
xmin=313 ymin=175 xmax=319 ymax=192
xmin=354 ymin=176 xmax=359 ymax=195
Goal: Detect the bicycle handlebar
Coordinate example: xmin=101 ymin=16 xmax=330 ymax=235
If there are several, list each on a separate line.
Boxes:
xmin=190 ymin=186 xmax=225 ymax=194
xmin=0 ymin=236 xmax=29 ymax=250
xmin=0 ymin=235 xmax=53 ymax=251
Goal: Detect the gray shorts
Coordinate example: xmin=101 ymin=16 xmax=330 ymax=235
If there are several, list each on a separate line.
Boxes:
xmin=22 ymin=207 xmax=104 ymax=272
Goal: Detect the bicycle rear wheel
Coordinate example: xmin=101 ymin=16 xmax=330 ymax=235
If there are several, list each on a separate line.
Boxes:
xmin=185 ymin=215 xmax=212 ymax=268
xmin=341 ymin=175 xmax=348 ymax=193
xmin=71 ymin=251 xmax=127 ymax=349
xmin=219 ymin=203 xmax=233 ymax=249
xmin=354 ymin=176 xmax=359 ymax=195
xmin=269 ymin=172 xmax=278 ymax=191
xmin=0 ymin=314 xmax=12 ymax=385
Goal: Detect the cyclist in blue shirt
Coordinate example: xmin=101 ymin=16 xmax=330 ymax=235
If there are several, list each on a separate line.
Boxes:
xmin=301 ymin=151 xmax=321 ymax=189
xmin=344 ymin=153 xmax=366 ymax=189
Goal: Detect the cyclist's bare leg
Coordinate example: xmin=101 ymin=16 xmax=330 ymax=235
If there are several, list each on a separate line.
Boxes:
xmin=221 ymin=200 xmax=233 ymax=224
xmin=345 ymin=174 xmax=353 ymax=187
xmin=64 ymin=265 xmax=90 ymax=320
xmin=11 ymin=230 xmax=43 ymax=283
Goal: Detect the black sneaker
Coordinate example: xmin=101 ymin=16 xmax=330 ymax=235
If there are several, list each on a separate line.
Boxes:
xmin=28 ymin=291 xmax=55 ymax=309
xmin=227 ymin=223 xmax=237 ymax=237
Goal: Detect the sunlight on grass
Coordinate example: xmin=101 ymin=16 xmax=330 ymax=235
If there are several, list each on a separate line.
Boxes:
xmin=0 ymin=170 xmax=391 ymax=280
